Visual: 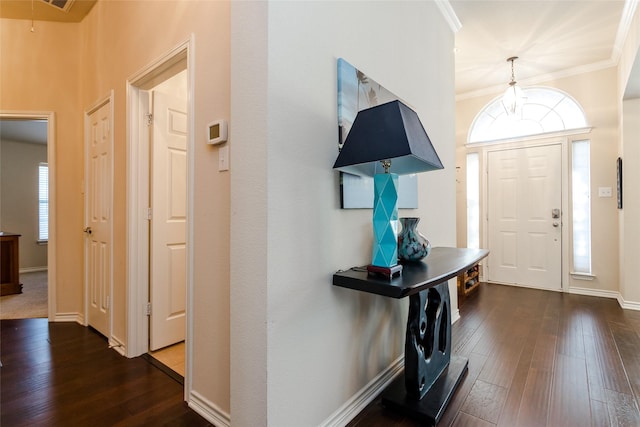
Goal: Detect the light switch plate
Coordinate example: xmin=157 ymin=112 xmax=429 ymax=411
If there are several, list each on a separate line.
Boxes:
xmin=598 ymin=187 xmax=612 ymax=197
xmin=218 ymin=145 xmax=229 ymax=171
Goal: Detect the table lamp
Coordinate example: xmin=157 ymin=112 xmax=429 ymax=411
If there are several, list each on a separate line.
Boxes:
xmin=333 ymin=100 xmax=443 ymax=278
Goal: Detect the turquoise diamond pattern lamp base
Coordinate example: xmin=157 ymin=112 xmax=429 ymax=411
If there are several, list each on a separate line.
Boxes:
xmin=371 ymin=173 xmax=400 ymax=273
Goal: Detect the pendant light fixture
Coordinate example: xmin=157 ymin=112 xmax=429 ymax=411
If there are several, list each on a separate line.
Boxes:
xmin=502 ymin=56 xmax=526 ymax=116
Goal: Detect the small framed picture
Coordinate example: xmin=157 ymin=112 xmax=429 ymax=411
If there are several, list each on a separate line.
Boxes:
xmin=617 ymin=157 xmax=623 ymax=209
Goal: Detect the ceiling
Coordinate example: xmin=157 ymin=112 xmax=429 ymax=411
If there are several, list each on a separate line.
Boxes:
xmin=0 ymin=0 xmax=96 ymax=23
xmin=0 ymin=120 xmax=48 ymax=145
xmin=0 ymin=0 xmax=637 ymax=145
xmin=451 ymin=0 xmax=638 ymax=99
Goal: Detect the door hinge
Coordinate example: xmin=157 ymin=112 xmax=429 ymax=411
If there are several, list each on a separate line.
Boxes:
xmin=147 ymin=207 xmax=152 ymax=220
xmin=146 ymin=113 xmax=153 ymax=126
xmin=146 ymin=302 xmax=152 ymax=316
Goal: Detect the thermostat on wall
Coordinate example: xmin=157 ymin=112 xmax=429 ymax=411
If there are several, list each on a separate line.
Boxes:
xmin=206 ymin=120 xmax=228 ymax=145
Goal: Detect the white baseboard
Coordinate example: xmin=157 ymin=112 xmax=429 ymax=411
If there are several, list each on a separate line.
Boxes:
xmin=569 ymin=287 xmax=640 ymax=311
xmin=617 ymin=294 xmax=640 ymax=311
xmin=319 ymin=355 xmax=404 ymax=427
xmin=19 ymin=266 xmax=48 ymax=274
xmin=108 ymin=336 xmax=126 ymax=356
xmin=568 ymin=286 xmax=619 ymax=300
xmin=188 ymin=390 xmax=230 ymax=427
xmin=452 ymin=308 xmax=461 ymax=324
xmin=53 ymin=312 xmax=84 ymax=323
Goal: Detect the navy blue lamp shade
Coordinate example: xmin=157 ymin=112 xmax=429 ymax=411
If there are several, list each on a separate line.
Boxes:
xmin=333 ymin=100 xmax=443 ymax=277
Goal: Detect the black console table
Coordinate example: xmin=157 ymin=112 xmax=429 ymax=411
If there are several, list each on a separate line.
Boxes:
xmin=333 ymin=247 xmax=489 ymax=425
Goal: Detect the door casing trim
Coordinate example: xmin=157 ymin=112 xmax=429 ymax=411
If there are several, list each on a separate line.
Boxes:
xmin=0 ymin=111 xmax=56 ymax=320
xmin=126 ymin=36 xmax=195 ymax=402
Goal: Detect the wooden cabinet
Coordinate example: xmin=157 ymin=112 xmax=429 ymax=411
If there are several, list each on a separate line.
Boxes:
xmin=457 ymin=263 xmax=480 ymax=297
xmin=1 ymin=232 xmax=23 ymax=296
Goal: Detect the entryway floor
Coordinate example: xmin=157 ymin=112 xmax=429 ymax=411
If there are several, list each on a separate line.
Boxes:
xmin=149 ymin=341 xmax=185 ymax=376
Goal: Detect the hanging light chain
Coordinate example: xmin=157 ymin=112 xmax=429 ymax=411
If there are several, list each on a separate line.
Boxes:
xmin=507 ymin=56 xmax=518 ymax=86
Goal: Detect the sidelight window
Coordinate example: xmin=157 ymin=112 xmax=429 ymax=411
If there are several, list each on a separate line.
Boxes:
xmin=571 ymin=140 xmax=591 ymax=274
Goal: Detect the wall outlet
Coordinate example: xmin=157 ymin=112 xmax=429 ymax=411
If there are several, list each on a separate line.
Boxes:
xmin=598 ymin=187 xmax=612 ymax=197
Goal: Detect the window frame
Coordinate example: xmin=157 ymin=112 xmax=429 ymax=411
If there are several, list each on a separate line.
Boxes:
xmin=38 ymin=162 xmax=48 ymax=243
xmin=468 ymin=86 xmax=589 ymax=144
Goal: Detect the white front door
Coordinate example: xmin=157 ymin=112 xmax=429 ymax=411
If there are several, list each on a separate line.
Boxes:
xmin=487 ymin=144 xmax=562 ymax=290
xmin=85 ymin=98 xmax=113 ymax=337
xmin=149 ymin=86 xmax=187 ymax=351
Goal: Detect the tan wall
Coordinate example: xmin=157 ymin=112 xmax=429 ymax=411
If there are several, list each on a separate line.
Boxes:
xmin=2 ymin=1 xmax=231 ymax=415
xmin=0 ymin=139 xmax=48 ymax=269
xmin=0 ymin=18 xmax=83 ymax=314
xmin=79 ymin=0 xmax=230 ymax=413
xmin=456 ymin=67 xmax=620 ymax=293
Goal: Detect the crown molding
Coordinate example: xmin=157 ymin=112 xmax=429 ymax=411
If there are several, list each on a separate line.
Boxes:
xmin=612 ymin=0 xmax=639 ymax=61
xmin=435 ymin=0 xmax=462 ymax=33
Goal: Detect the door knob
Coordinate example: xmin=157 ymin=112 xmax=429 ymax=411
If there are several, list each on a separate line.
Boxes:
xmin=553 ymin=222 xmax=560 ymax=228
xmin=83 ymin=227 xmax=93 ymax=235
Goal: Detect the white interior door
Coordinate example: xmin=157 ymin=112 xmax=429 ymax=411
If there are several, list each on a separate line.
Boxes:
xmin=86 ymin=99 xmax=113 ymax=337
xmin=150 ymin=85 xmax=187 ymax=351
xmin=487 ymin=144 xmax=562 ymax=290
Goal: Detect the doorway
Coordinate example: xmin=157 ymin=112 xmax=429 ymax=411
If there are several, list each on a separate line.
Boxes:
xmin=84 ymin=95 xmax=114 ymax=338
xmin=486 ymin=143 xmax=563 ymax=290
xmin=148 ymin=70 xmax=188 ymax=373
xmin=126 ymin=39 xmax=193 ymax=398
xmin=0 ymin=114 xmax=55 ymax=320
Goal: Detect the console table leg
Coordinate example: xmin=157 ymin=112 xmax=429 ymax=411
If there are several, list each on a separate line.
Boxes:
xmin=405 ymin=282 xmax=451 ymax=399
xmin=382 ymin=281 xmax=468 ymax=424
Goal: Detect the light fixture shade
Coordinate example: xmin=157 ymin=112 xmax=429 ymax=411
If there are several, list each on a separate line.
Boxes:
xmin=333 ymin=100 xmax=444 ymax=176
xmin=502 ymin=83 xmax=526 ymax=116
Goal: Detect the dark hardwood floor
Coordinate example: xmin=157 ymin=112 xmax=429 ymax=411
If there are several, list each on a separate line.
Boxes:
xmin=349 ymin=283 xmax=640 ymax=427
xmin=0 ymin=318 xmax=212 ymax=427
xmin=4 ymin=283 xmax=640 ymax=426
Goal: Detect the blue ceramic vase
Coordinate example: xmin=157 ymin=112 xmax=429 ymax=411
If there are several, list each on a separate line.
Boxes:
xmin=398 ymin=217 xmax=431 ymax=262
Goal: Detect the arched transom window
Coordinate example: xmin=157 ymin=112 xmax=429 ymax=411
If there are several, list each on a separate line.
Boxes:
xmin=468 ymin=87 xmax=588 ymax=143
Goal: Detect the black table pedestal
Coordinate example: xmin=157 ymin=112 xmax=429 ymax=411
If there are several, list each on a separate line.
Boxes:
xmin=382 ymin=355 xmax=468 ymax=425
xmin=381 ymin=281 xmax=468 ymax=425
xmin=332 ymin=248 xmax=489 ymax=425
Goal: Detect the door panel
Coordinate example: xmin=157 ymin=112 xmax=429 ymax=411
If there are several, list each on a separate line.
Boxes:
xmin=150 ymin=89 xmax=187 ymax=351
xmin=487 ymin=144 xmax=562 ymax=290
xmin=86 ymin=101 xmax=112 ymax=337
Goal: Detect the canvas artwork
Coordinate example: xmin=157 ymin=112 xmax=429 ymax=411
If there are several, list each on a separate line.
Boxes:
xmin=337 ymin=58 xmax=418 ymax=209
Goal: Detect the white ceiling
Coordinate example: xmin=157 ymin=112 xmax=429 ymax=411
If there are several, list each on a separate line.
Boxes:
xmin=0 ymin=120 xmax=48 ymax=145
xmin=450 ymin=0 xmax=638 ymax=99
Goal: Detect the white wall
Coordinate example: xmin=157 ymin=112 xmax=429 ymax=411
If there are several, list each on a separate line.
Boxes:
xmin=617 ymin=2 xmax=640 ymax=307
xmin=231 ymin=2 xmax=456 ymax=425
xmin=0 ymin=139 xmax=48 ymax=269
xmin=619 ymin=97 xmax=640 ymax=305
